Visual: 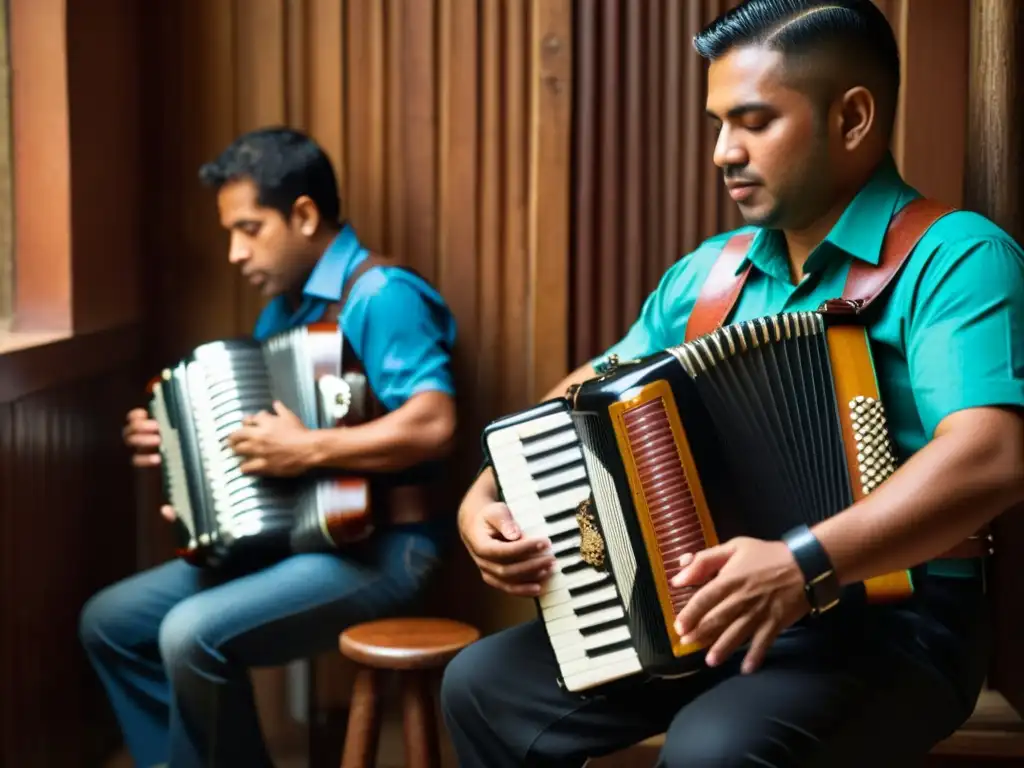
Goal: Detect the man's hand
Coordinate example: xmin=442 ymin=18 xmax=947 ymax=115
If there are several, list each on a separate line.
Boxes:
xmin=227 ymin=400 xmax=313 ymax=476
xmin=671 ymin=537 xmax=809 ymax=674
xmin=460 ymin=498 xmax=557 ymax=597
xmin=123 ymin=408 xmax=162 ymax=468
xmin=123 ymin=409 xmax=179 ymax=521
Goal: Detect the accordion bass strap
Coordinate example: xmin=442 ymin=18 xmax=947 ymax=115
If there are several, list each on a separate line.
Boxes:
xmin=683 ymin=197 xmax=956 ymax=341
xmin=323 ymin=251 xmax=440 ymax=527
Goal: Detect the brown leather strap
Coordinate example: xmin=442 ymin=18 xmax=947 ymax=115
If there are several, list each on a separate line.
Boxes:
xmin=328 ymin=251 xmax=439 ymax=527
xmin=841 ymin=197 xmax=956 ymax=308
xmin=338 ymin=252 xmax=390 ymax=311
xmin=683 ymin=233 xmax=755 ymax=342
xmin=684 ymin=198 xmax=956 ymax=342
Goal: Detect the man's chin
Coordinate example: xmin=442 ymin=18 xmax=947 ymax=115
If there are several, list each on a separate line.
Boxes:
xmin=737 ymin=201 xmax=782 ymax=229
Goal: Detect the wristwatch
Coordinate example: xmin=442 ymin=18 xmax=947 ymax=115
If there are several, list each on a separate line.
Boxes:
xmin=782 ymin=524 xmax=841 ymax=616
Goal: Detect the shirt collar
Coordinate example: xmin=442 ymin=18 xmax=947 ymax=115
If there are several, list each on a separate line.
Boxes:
xmin=738 ymin=153 xmax=916 ymax=279
xmin=302 ymin=223 xmax=367 ymax=301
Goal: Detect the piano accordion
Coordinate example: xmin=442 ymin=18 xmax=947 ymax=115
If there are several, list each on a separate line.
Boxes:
xmin=148 ymin=322 xmax=373 ymax=569
xmin=483 ymin=302 xmax=912 ymax=694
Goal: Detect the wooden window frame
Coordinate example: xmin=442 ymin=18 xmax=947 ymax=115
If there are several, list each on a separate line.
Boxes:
xmin=0 ymin=0 xmax=143 ymax=403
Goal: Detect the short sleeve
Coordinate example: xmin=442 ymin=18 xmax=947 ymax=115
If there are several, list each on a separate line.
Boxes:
xmin=345 ymin=272 xmax=457 ymax=412
xmin=907 ymin=238 xmax=1024 ymax=437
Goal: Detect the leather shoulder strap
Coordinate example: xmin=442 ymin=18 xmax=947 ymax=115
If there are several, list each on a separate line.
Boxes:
xmin=682 ymin=198 xmax=954 ymax=342
xmin=321 ymin=252 xmax=393 ymax=325
xmin=841 ymin=197 xmax=955 ymax=308
xmin=338 ymin=252 xmax=391 ymax=311
xmin=683 ymin=232 xmax=755 ymax=342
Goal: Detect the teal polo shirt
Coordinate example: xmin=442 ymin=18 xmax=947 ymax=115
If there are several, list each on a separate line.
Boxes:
xmin=595 ymin=153 xmax=1024 ymax=579
xmin=254 ymin=224 xmax=457 ymax=412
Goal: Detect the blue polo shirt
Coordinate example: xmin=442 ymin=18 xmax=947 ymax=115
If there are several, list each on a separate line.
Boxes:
xmin=595 ymin=153 xmax=1024 ymax=578
xmin=253 ymin=224 xmax=457 ymax=412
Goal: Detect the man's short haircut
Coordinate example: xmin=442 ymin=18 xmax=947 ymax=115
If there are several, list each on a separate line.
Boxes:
xmin=693 ymin=0 xmax=901 ymax=137
xmin=199 ymin=127 xmax=342 ymax=224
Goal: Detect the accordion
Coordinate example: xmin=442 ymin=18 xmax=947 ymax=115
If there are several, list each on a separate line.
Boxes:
xmin=148 ymin=322 xmax=373 ymax=569
xmin=483 ymin=302 xmax=912 ymax=694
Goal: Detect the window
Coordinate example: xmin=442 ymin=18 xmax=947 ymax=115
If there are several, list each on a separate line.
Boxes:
xmin=0 ymin=0 xmax=12 ymax=331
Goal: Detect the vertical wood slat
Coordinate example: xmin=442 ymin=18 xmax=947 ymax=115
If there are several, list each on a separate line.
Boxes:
xmin=501 ymin=0 xmax=528 ymax=410
xmin=529 ymin=0 xmax=572 ymax=401
xmin=570 ymin=0 xmax=742 ymax=365
xmin=476 ymin=0 xmax=502 ymax=423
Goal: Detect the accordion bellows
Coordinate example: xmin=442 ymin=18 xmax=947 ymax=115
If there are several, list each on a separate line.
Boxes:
xmin=484 ymin=307 xmax=909 ymax=694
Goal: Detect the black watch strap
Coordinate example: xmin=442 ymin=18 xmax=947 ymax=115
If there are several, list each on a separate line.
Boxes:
xmin=782 ymin=524 xmax=841 ymax=616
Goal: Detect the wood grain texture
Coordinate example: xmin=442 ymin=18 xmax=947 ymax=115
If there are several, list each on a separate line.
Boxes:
xmin=569 ymin=0 xmax=745 ymax=364
xmin=0 ymin=354 xmax=144 ymax=767
xmin=965 ymin=0 xmax=1024 ymax=723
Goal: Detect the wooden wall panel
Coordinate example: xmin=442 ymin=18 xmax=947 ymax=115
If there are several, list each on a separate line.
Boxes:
xmin=0 ymin=354 xmax=144 ymax=767
xmin=569 ymin=0 xmax=743 ymax=364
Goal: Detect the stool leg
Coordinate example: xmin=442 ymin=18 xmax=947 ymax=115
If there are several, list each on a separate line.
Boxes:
xmin=401 ymin=670 xmax=441 ymax=768
xmin=340 ymin=667 xmax=382 ymax=768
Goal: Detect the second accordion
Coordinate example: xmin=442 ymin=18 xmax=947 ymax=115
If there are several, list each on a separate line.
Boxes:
xmin=483 ymin=300 xmax=912 ymax=694
xmin=148 ymin=322 xmax=373 ymax=570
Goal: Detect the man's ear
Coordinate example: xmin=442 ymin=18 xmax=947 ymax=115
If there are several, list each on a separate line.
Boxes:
xmin=838 ymin=85 xmax=875 ymax=152
xmin=292 ymin=195 xmax=321 ymax=237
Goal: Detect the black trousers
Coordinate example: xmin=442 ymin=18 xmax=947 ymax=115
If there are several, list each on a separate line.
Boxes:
xmin=440 ymin=574 xmax=990 ymax=767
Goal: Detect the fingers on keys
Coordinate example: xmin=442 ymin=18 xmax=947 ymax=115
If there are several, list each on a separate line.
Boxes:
xmin=131 ymin=452 xmax=161 ymax=468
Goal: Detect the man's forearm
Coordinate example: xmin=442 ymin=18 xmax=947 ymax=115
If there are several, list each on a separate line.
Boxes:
xmin=306 ymin=392 xmax=455 ymax=473
xmin=813 ymin=408 xmax=1024 ymax=586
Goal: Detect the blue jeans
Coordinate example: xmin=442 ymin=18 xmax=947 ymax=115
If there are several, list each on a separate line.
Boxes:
xmin=80 ymin=521 xmax=448 ymax=768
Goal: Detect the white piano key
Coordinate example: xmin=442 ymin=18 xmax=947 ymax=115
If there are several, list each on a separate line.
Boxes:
xmin=545 ymin=606 xmax=625 ymax=636
xmin=562 ymin=655 xmax=643 ymax=692
xmin=559 ymin=647 xmax=641 ymax=679
xmin=551 ymin=625 xmax=632 ymax=661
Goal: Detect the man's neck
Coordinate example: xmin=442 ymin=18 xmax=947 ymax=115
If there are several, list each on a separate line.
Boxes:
xmin=781 ymin=164 xmax=879 ymax=283
xmin=782 ymin=195 xmax=853 ymax=283
xmin=284 ymin=226 xmax=342 ymax=309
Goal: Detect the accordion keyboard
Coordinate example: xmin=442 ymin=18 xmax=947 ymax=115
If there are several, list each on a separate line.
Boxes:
xmin=486 ymin=407 xmax=643 ymax=692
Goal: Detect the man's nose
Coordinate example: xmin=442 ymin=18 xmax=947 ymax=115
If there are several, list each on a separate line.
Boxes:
xmin=228 ymin=243 xmax=250 ymax=265
xmin=712 ymin=126 xmax=748 ymax=169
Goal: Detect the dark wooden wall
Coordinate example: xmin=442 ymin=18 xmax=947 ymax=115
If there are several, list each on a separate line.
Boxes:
xmin=0 ymin=333 xmax=144 ymax=767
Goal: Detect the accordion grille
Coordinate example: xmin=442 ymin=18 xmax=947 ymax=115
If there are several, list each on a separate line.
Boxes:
xmin=609 ymin=380 xmax=718 ymax=658
xmin=621 ymin=399 xmax=706 ymax=616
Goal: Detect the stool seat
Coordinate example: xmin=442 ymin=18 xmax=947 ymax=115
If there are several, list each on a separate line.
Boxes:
xmin=339 ymin=617 xmax=480 ymax=670
xmin=337 ymin=617 xmax=481 ymax=768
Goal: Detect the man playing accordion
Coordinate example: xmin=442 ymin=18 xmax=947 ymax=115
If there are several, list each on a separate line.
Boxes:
xmin=79 ymin=128 xmax=458 ymax=767
xmin=443 ymin=1 xmax=1024 ymax=765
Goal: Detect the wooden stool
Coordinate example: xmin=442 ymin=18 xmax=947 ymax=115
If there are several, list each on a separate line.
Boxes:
xmin=338 ymin=617 xmax=480 ymax=768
